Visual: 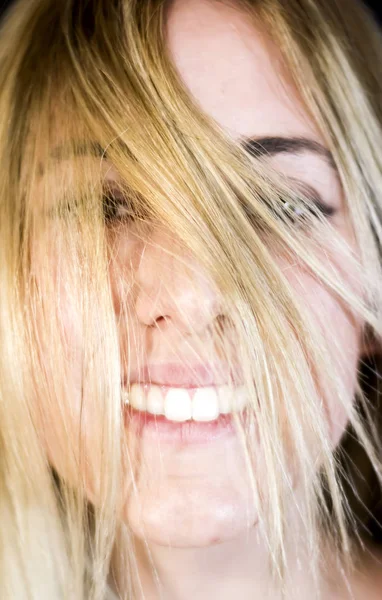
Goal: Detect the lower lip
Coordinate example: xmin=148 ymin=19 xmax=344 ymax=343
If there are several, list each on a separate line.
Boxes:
xmin=124 ymin=406 xmax=246 ymax=445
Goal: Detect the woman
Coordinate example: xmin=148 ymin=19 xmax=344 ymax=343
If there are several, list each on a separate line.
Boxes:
xmin=0 ymin=0 xmax=382 ymax=597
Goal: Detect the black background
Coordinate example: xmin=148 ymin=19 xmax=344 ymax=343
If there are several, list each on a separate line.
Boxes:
xmin=367 ymin=1 xmax=382 ymax=24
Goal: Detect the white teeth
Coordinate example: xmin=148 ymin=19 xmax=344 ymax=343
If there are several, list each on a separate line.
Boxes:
xmin=130 ymin=384 xmax=146 ymax=411
xmin=235 ymin=386 xmax=247 ymax=412
xmin=165 ymin=388 xmax=192 ymax=422
xmin=146 ymin=386 xmax=164 ymax=415
xmin=218 ymin=385 xmax=234 ymax=414
xmin=123 ymin=384 xmax=249 ymax=422
xmin=192 ymin=387 xmax=219 ymax=422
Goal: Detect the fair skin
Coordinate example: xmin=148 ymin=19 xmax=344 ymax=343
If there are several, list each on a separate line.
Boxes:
xmin=123 ymin=1 xmax=359 ymax=597
xmin=34 ymin=0 xmax=381 ymax=598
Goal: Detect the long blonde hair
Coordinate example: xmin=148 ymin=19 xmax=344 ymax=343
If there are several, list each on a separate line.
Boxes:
xmin=0 ymin=0 xmax=382 ymax=598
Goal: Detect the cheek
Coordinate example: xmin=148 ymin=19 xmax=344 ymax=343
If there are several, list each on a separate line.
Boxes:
xmin=31 ymin=251 xmax=106 ymax=501
xmin=289 ymin=271 xmax=361 ymax=447
xmin=32 ymin=284 xmax=83 ymax=479
xmin=316 ymin=289 xmax=360 ymax=445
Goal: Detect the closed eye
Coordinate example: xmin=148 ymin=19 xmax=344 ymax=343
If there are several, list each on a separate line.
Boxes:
xmin=243 ymin=184 xmax=337 ymax=228
xmin=102 ymin=186 xmax=137 ymax=224
xmin=274 ymin=194 xmax=336 ymax=224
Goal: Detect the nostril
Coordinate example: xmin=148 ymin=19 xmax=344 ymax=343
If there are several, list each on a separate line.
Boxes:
xmin=152 ymin=315 xmax=169 ymax=328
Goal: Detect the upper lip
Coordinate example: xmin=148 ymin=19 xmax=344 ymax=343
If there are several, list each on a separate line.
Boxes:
xmin=126 ymin=362 xmax=235 ymax=388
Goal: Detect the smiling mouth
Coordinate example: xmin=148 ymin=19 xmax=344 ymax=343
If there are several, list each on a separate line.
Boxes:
xmin=122 ymin=383 xmax=248 ymax=422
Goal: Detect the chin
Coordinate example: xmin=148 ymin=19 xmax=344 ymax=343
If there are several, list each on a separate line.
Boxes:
xmin=124 ymin=483 xmax=258 ymax=548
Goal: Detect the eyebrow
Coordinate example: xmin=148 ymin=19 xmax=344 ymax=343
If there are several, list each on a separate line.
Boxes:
xmin=49 ymin=136 xmax=336 ymax=173
xmin=50 ymin=142 xmax=105 ymax=160
xmin=242 ymin=136 xmax=336 ymax=171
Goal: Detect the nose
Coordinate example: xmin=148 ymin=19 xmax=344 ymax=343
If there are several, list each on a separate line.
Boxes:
xmin=132 ymin=226 xmax=223 ymax=336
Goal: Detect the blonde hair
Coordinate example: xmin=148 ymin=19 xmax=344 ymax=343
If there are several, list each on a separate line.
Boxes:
xmin=0 ymin=0 xmax=381 ymax=598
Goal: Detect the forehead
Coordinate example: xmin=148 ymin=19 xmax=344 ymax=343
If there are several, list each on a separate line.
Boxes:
xmin=166 ymin=0 xmax=323 ymax=143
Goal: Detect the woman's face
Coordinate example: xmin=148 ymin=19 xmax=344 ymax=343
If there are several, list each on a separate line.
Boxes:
xmin=36 ymin=0 xmax=363 ymax=550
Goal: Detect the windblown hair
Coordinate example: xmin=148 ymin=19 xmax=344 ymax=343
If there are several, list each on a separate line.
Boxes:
xmin=0 ymin=0 xmax=381 ymax=598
